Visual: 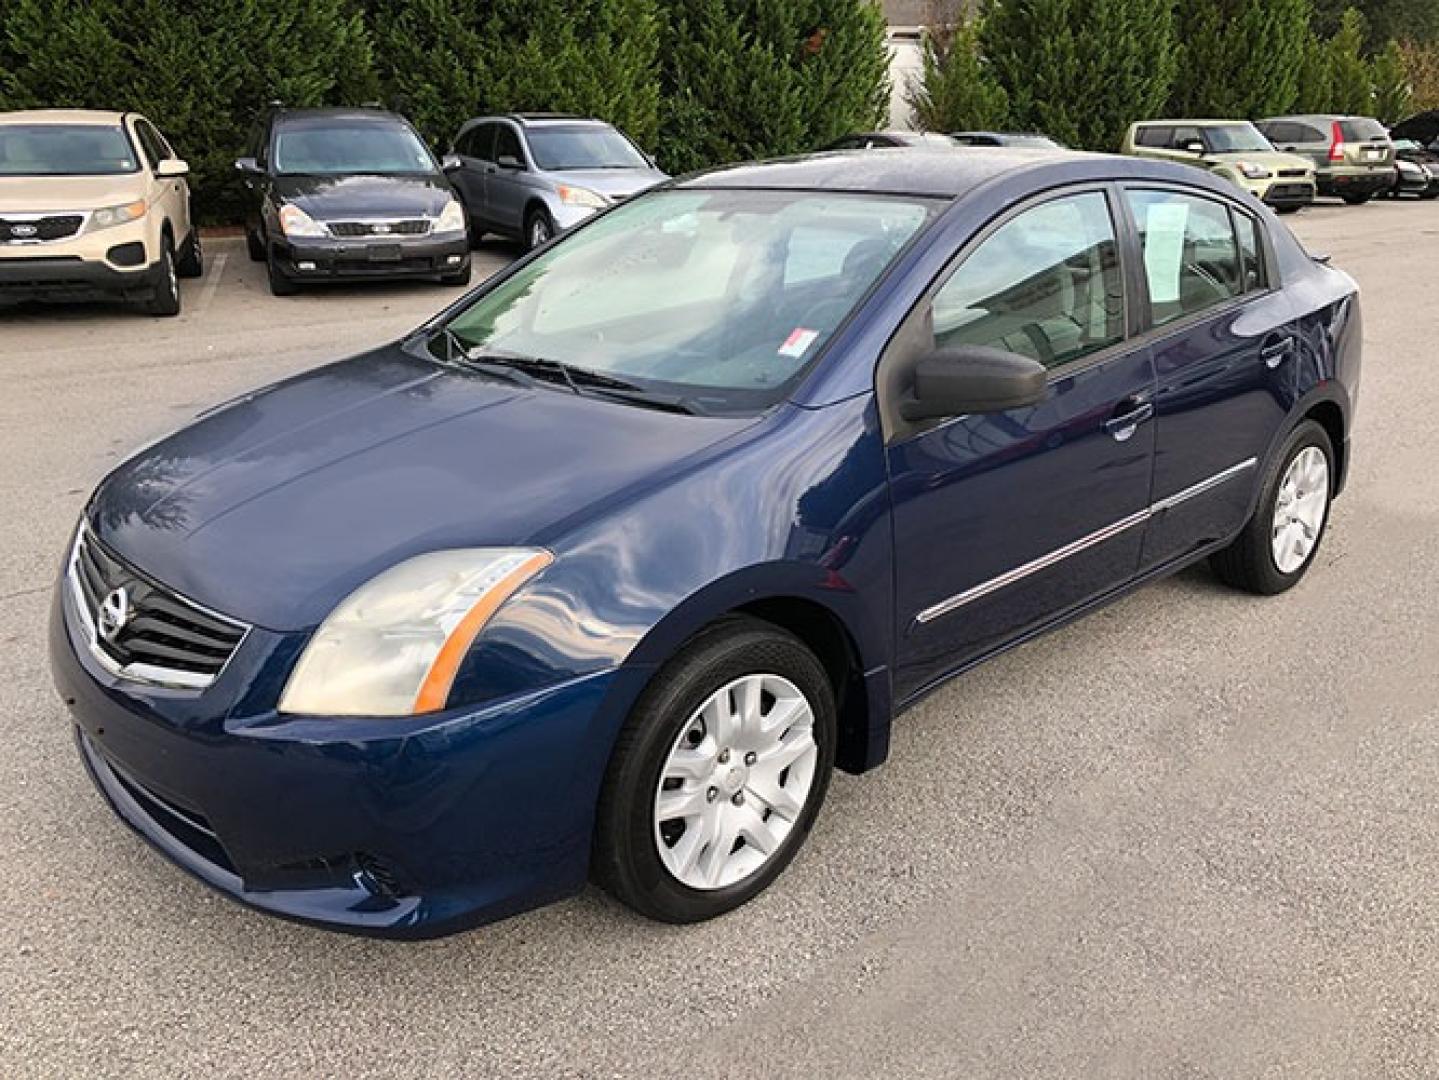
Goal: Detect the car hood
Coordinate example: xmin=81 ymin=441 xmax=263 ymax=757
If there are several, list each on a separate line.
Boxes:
xmin=1211 ymin=150 xmax=1313 ymax=173
xmin=0 ymin=174 xmax=147 ymax=213
xmin=543 ymin=167 xmax=669 ymax=201
xmin=273 ymin=173 xmax=455 ymax=220
xmin=89 ymin=343 xmax=756 ymax=631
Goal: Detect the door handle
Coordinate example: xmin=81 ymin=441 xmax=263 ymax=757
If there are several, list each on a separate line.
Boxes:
xmin=1259 ymin=335 xmax=1293 ymax=369
xmin=1104 ymin=400 xmax=1154 ymax=442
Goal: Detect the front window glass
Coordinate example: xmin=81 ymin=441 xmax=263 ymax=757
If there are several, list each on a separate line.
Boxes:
xmin=527 ymin=125 xmax=648 ymax=170
xmin=1126 ymin=190 xmax=1242 ymax=326
xmin=439 ymin=189 xmax=935 ymax=412
xmin=0 ymin=124 xmax=139 ymax=176
xmin=273 ymin=122 xmax=436 ymax=175
xmin=930 ymin=192 xmax=1124 ymax=370
xmin=1205 ymin=123 xmax=1274 ymax=153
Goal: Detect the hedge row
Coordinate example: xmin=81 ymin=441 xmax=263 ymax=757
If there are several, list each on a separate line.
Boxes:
xmin=0 ymin=0 xmax=891 ymax=222
xmin=911 ymin=0 xmax=1439 ymax=144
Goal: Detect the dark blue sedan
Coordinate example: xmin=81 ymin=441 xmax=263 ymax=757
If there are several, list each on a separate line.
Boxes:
xmin=51 ymin=148 xmax=1361 ymax=936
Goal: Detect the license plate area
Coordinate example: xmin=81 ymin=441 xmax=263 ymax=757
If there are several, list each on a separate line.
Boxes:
xmin=366 ymin=244 xmax=402 ymax=262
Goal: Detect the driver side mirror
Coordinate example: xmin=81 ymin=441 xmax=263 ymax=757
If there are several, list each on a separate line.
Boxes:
xmin=156 ymin=158 xmax=189 ymax=178
xmin=900 ymin=345 xmax=1047 ymax=421
xmin=440 ymin=152 xmax=463 ymax=172
xmin=496 ymin=154 xmax=524 ymax=170
xmin=234 ymin=156 xmax=260 ymax=175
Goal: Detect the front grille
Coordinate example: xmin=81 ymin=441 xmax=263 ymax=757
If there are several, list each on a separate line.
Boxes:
xmin=327 ymin=219 xmax=430 ymax=238
xmin=1278 ymin=169 xmax=1309 ymax=178
xmin=1 ymin=214 xmax=84 ymax=243
xmin=1268 ymin=184 xmax=1313 ymax=200
xmin=68 ymin=527 xmax=248 ymax=690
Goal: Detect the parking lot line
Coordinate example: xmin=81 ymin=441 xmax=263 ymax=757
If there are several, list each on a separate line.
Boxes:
xmin=194 ymin=251 xmax=228 ymax=316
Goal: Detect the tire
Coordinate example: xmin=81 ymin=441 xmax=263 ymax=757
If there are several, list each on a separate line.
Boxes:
xmin=1275 ymin=205 xmax=1302 ymax=215
xmin=439 ymin=264 xmax=472 ymax=287
xmin=524 ymin=207 xmax=555 ymax=252
xmin=1341 ymin=191 xmax=1374 ymax=205
xmin=1210 ymin=419 xmax=1335 ymax=595
xmin=245 ymin=227 xmax=265 ymax=262
xmin=266 ymin=252 xmax=298 ymax=296
xmin=143 ymin=235 xmax=181 ymax=317
xmin=176 ymin=227 xmax=203 ymax=278
xmin=593 ymin=615 xmax=837 ymax=923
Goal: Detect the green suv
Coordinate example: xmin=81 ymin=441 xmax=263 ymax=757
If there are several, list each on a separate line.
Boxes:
xmin=1122 ymin=120 xmax=1316 ymax=212
xmin=1256 ymin=115 xmax=1396 ymax=205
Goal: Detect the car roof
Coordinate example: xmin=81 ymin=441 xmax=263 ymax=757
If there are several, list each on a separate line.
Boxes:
xmin=0 ymin=109 xmax=130 ymax=126
xmin=1132 ymin=119 xmax=1253 ymax=127
xmin=271 ymin=107 xmax=406 ymax=125
xmin=681 ymin=147 xmax=1092 ymax=198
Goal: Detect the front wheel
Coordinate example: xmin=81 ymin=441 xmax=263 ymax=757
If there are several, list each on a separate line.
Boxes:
xmin=176 ymin=227 xmax=203 ymax=278
xmin=1341 ymin=191 xmax=1374 ymax=205
xmin=142 ymin=236 xmax=181 ymax=317
xmin=524 ymin=207 xmax=555 ymax=252
xmin=266 ymin=252 xmax=298 ymax=296
xmin=1210 ymin=420 xmax=1335 ymax=594
xmin=593 ymin=616 xmax=836 ymax=923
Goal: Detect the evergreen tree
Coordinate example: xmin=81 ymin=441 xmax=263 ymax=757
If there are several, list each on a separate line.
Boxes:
xmin=906 ymin=12 xmax=1009 ymax=133
xmin=1168 ymin=0 xmax=1311 ymax=118
xmin=1328 ymin=7 xmax=1376 ymax=113
xmin=1295 ymin=29 xmax=1337 ymax=111
xmin=1399 ymin=39 xmax=1439 ymax=110
xmin=1371 ymin=38 xmax=1413 ymax=119
xmin=656 ymin=0 xmax=890 ymax=175
xmin=0 ymin=0 xmax=376 ymax=222
xmin=982 ymin=0 xmax=1176 ymax=151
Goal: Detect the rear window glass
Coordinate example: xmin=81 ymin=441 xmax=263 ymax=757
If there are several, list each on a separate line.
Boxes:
xmin=1340 ymin=118 xmax=1387 ymax=141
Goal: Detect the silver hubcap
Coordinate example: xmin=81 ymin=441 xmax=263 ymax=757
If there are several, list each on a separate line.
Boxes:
xmin=654 ymin=674 xmax=818 ymax=891
xmin=1271 ymin=446 xmax=1329 ymax=574
xmin=530 ymin=219 xmax=549 ymax=247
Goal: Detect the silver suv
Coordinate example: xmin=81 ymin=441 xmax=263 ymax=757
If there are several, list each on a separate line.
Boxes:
xmin=444 ymin=114 xmax=668 ymax=250
xmin=1256 ymin=115 xmax=1396 ymax=204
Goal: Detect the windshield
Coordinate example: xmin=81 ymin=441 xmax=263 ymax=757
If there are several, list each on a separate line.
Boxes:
xmin=527 ymin=125 xmax=649 ymax=171
xmin=0 ymin=124 xmax=139 ymax=176
xmin=273 ymin=122 xmax=436 ymax=175
xmin=1205 ymin=124 xmax=1274 ymax=153
xmin=438 ymin=189 xmax=936 ymax=413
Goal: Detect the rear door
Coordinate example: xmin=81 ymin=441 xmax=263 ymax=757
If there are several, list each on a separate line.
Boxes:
xmin=452 ymin=123 xmax=494 ymax=225
xmin=1120 ymin=185 xmax=1295 ymax=569
xmin=884 ymin=186 xmax=1158 ymax=700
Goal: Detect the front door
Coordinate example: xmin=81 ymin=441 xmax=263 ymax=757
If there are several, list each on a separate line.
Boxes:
xmin=885 ymin=188 xmax=1157 ymax=701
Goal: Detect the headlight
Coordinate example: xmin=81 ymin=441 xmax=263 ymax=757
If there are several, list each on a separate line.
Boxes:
xmin=278 ymin=203 xmax=328 ymax=238
xmin=557 ymin=185 xmax=608 ymax=209
xmin=87 ymin=200 xmax=147 ymax=232
xmin=1235 ymin=162 xmax=1273 ymax=180
xmin=278 ymin=548 xmax=552 ymax=717
xmin=435 ymin=198 xmax=466 ymax=234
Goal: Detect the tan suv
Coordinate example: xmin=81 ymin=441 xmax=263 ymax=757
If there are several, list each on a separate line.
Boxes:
xmin=0 ymin=109 xmax=202 ymax=315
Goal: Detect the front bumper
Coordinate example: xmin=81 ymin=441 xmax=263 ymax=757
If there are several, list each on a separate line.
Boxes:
xmin=270 ymin=231 xmax=470 ymax=284
xmin=51 ymin=582 xmax=636 ymax=938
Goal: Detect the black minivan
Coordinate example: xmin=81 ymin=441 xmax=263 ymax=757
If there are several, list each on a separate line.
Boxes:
xmin=236 ymin=107 xmax=471 ymax=295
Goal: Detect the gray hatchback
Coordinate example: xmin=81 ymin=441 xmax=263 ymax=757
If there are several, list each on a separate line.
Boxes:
xmin=444 ymin=113 xmax=668 ymax=250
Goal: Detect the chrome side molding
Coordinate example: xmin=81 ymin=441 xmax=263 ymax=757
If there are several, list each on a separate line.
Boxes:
xmin=914 ymin=457 xmax=1258 ymax=625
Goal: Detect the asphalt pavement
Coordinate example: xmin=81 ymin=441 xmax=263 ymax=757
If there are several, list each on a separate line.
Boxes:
xmin=1 ymin=205 xmax=1435 ymax=1079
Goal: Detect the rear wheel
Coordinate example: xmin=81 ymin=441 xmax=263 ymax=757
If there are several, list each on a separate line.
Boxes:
xmin=593 ymin=616 xmax=836 ymax=923
xmin=176 ymin=228 xmax=203 ymax=278
xmin=439 ymin=263 xmax=471 ymax=287
xmin=1210 ymin=420 xmax=1335 ymax=595
xmin=142 ymin=235 xmax=181 ymax=317
xmin=1341 ymin=191 xmax=1374 ymax=205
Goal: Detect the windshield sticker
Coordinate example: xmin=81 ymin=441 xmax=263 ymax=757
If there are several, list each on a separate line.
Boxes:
xmin=779 ymin=328 xmax=819 ymax=358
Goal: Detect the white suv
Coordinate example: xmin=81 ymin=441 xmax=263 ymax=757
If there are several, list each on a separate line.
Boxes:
xmin=0 ymin=109 xmax=202 ymax=315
